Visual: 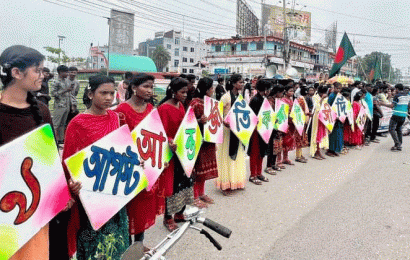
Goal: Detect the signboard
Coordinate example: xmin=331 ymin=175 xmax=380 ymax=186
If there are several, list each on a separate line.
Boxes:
xmin=204 ymin=96 xmax=224 ymax=144
xmin=131 ymin=109 xmax=173 ymax=191
xmin=257 ymin=98 xmax=275 ymax=144
xmin=214 ymin=68 xmax=229 ymax=74
xmin=356 ymin=106 xmax=367 ymax=132
xmin=65 ymin=125 xmax=148 ymax=230
xmin=290 ymin=99 xmax=306 ymax=136
xmin=361 ymin=99 xmax=372 ymax=121
xmin=378 ymin=106 xmax=392 ymax=133
xmin=318 ymin=102 xmax=337 ymax=132
xmin=274 ymin=99 xmax=289 ymax=133
xmin=0 ymin=124 xmax=70 ymax=259
xmin=224 ymin=94 xmax=258 ymax=146
xmin=261 ymin=3 xmax=311 ymax=42
xmin=331 ymin=93 xmax=349 ymax=123
xmin=174 ymin=107 xmax=203 ymax=177
xmin=109 ymin=9 xmax=135 ymax=55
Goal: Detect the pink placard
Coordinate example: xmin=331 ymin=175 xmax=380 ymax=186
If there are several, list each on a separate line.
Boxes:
xmin=204 ymin=96 xmax=224 ymax=144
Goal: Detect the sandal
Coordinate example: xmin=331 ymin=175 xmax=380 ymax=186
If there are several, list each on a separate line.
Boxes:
xmin=295 ymin=157 xmax=307 ymax=163
xmin=282 ymin=159 xmax=294 ymax=165
xmin=277 ymin=164 xmax=286 ymax=169
xmin=264 ymin=167 xmax=277 ymax=175
xmin=325 ymin=151 xmax=335 ymax=157
xmin=200 ymin=195 xmax=214 ymax=204
xmin=222 ymin=189 xmax=233 ymax=196
xmin=163 ymin=218 xmax=178 ymax=232
xmin=313 ymin=155 xmax=323 ymax=160
xmin=174 ymin=212 xmax=186 ymax=223
xmin=193 ymin=198 xmax=208 ymax=209
xmin=257 ymin=175 xmax=269 ymax=182
xmin=391 ymin=146 xmax=400 ymax=152
xmin=272 ymin=165 xmax=282 ymax=171
xmin=249 ymin=176 xmax=262 ymax=185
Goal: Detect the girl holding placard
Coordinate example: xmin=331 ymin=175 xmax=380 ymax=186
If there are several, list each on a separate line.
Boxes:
xmin=63 ymin=75 xmax=129 ymax=260
xmin=115 ymin=73 xmax=156 ymax=251
xmin=345 ymin=91 xmax=365 ymax=148
xmin=310 ymin=86 xmax=330 ymax=160
xmin=158 ymin=78 xmax=194 ymax=232
xmin=280 ymin=85 xmax=296 ymax=165
xmin=189 ymin=77 xmax=219 ymax=206
xmin=0 ymin=45 xmax=80 ymax=260
xmin=216 ymin=74 xmax=247 ymax=196
xmin=294 ymin=87 xmax=310 ymax=163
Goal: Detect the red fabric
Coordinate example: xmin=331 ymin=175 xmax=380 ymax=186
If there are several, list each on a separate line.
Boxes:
xmin=157 ymin=102 xmax=185 ymax=199
xmin=344 ymin=101 xmax=363 ymax=145
xmin=249 ymin=131 xmax=263 ymax=177
xmin=282 ymin=97 xmax=296 ymax=152
xmin=62 ymin=110 xmax=120 ymax=258
xmin=194 ymin=180 xmax=205 ymax=198
xmin=316 ymin=121 xmax=327 ymax=144
xmin=115 ymin=102 xmax=158 ymax=235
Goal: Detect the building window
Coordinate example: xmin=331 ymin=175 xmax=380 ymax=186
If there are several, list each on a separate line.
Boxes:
xmin=190 ymin=58 xmax=194 ymax=63
xmin=167 ymin=44 xmax=171 ymax=49
xmin=256 ymin=42 xmax=264 ymax=50
xmin=183 ymin=57 xmax=188 ymax=62
xmin=183 ymin=46 xmax=188 ymax=51
xmin=175 ymin=38 xmax=180 ymax=45
xmin=175 ymin=48 xmax=179 ymax=56
xmin=241 ymin=43 xmax=248 ymax=51
xmin=191 ymin=47 xmax=195 ymax=52
xmin=174 ymin=60 xmax=179 ymax=67
xmin=189 ymin=69 xmax=194 ymax=73
xmin=215 ymin=45 xmax=222 ymax=52
xmin=182 ymin=68 xmax=187 ymax=73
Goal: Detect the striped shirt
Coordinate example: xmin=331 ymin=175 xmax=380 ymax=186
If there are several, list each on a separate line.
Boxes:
xmin=392 ymin=92 xmax=410 ymax=117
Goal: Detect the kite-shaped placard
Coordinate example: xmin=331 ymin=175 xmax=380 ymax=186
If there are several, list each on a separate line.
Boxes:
xmin=0 ymin=124 xmax=70 ymax=260
xmin=361 ymin=99 xmax=373 ymax=121
xmin=257 ymin=98 xmax=275 ymax=144
xmin=331 ymin=93 xmax=349 ymax=123
xmin=318 ymin=102 xmax=338 ymax=132
xmin=174 ymin=107 xmax=203 ymax=177
xmin=290 ymin=99 xmax=306 ymax=136
xmin=204 ymin=96 xmax=224 ymax=144
xmin=224 ymin=94 xmax=258 ymax=146
xmin=65 ymin=125 xmax=148 ymax=230
xmin=131 ymin=109 xmax=173 ymax=191
xmin=356 ymin=106 xmax=367 ymax=132
xmin=346 ymin=100 xmax=355 ymax=131
xmin=274 ymin=99 xmax=289 ymax=133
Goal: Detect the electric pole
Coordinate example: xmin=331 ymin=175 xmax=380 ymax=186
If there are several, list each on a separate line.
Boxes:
xmin=58 ymin=35 xmax=66 ymax=65
xmin=282 ymin=0 xmax=290 ymax=72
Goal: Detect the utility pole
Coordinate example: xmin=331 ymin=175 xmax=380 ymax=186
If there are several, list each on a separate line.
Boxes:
xmin=58 ymin=35 xmax=66 ymax=65
xmin=282 ymin=0 xmax=290 ymax=72
xmin=106 ymin=17 xmax=111 ymax=76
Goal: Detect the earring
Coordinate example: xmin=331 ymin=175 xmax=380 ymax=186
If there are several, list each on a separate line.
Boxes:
xmin=133 ymin=90 xmax=137 ymax=96
xmin=172 ymin=93 xmax=175 ymax=98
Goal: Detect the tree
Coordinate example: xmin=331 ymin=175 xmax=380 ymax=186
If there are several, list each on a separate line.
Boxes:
xmin=356 ymin=51 xmax=400 ymax=83
xmin=44 ymin=47 xmax=85 ymax=65
xmin=150 ymin=45 xmax=171 ymax=72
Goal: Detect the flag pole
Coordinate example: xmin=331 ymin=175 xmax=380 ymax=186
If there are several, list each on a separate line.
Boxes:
xmin=357 ymin=58 xmax=369 ymax=82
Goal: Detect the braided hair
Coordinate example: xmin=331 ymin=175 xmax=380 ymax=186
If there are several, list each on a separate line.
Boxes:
xmin=0 ymin=45 xmax=45 ymax=125
xmin=158 ymin=77 xmax=189 ymax=106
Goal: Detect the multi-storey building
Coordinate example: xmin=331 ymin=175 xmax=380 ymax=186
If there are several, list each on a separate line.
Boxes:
xmin=138 ymin=30 xmax=209 ymax=74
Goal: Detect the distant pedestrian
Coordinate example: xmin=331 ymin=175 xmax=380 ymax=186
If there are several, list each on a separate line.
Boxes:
xmin=215 ymin=77 xmax=225 ymax=101
xmin=116 ymin=71 xmax=133 ymax=104
xmin=66 ymin=66 xmax=80 ymax=124
xmin=35 ymin=67 xmax=52 ymax=106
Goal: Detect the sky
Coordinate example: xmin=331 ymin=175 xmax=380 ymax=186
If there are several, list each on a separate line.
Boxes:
xmin=1 ymin=0 xmax=410 ymax=72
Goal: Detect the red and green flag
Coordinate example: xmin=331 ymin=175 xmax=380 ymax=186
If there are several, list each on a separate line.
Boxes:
xmin=369 ymin=56 xmax=382 ymax=82
xmin=329 ymin=33 xmax=356 ymax=78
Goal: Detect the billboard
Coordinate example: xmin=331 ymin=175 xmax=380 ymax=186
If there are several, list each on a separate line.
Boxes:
xmin=261 ymin=3 xmax=311 ymax=43
xmin=109 ymin=9 xmax=135 ymax=55
xmin=236 ymin=0 xmax=259 ymax=37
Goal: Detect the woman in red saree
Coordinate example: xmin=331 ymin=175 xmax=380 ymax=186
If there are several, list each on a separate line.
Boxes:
xmin=157 ymin=77 xmax=194 ymax=232
xmin=115 ymin=73 xmax=157 ymax=251
xmin=189 ymin=77 xmax=218 ymax=206
xmin=63 ymin=75 xmax=129 ymax=260
xmin=345 ymin=91 xmax=365 ymax=148
xmin=280 ymin=85 xmax=296 ymax=165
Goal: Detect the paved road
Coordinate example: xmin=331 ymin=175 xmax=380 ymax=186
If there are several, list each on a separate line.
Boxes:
xmin=144 ymin=135 xmax=410 ymax=260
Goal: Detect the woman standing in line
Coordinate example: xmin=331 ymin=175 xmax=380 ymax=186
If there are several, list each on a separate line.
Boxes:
xmin=189 ymin=77 xmax=219 ymax=207
xmin=63 ymin=75 xmax=129 ymax=260
xmin=294 ymin=86 xmax=310 ymax=163
xmin=279 ymin=85 xmax=296 ymax=165
xmin=310 ymin=85 xmax=330 ymax=160
xmin=157 ymin=78 xmax=194 ymax=231
xmin=115 ymin=73 xmax=157 ymax=251
xmin=216 ymin=74 xmax=247 ymax=196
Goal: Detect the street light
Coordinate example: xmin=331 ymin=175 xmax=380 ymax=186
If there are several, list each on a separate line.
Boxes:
xmin=58 ymin=35 xmax=66 ymax=65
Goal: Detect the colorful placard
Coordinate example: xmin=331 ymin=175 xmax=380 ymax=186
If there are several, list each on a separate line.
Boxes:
xmin=174 ymin=107 xmax=203 ymax=177
xmin=331 ymin=93 xmax=349 ymax=123
xmin=0 ymin=124 xmax=70 ymax=260
xmin=131 ymin=109 xmax=173 ymax=191
xmin=318 ymin=102 xmax=337 ymax=132
xmin=346 ymin=100 xmax=355 ymax=131
xmin=224 ymin=94 xmax=258 ymax=146
xmin=274 ymin=99 xmax=289 ymax=133
xmin=290 ymin=99 xmax=306 ymax=136
xmin=356 ymin=106 xmax=367 ymax=132
xmin=204 ymin=96 xmax=224 ymax=144
xmin=257 ymin=98 xmax=275 ymax=144
xmin=361 ymin=99 xmax=373 ymax=120
xmin=65 ymin=125 xmax=148 ymax=230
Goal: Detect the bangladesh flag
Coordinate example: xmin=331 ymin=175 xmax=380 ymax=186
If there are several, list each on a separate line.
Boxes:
xmin=369 ymin=56 xmax=382 ymax=82
xmin=329 ymin=33 xmax=356 ymax=78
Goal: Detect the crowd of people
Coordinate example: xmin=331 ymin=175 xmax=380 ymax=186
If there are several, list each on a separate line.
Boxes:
xmin=1 ymin=44 xmax=409 ymax=260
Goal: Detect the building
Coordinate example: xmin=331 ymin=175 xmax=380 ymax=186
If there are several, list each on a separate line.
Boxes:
xmin=138 ymin=30 xmax=210 ymax=74
xmin=89 ymin=45 xmax=109 ymax=69
xmin=205 ymin=35 xmax=315 ymax=77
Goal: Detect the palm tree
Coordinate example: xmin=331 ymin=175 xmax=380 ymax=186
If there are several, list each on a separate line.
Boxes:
xmin=150 ymin=45 xmax=171 ymax=72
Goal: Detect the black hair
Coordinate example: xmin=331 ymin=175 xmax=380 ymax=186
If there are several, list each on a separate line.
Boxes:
xmin=352 ymin=81 xmax=361 ymax=87
xmin=186 ymin=74 xmax=196 ymax=81
xmin=333 ymin=82 xmax=342 ymax=88
xmin=0 ymin=45 xmax=45 ymax=125
xmin=300 ymin=85 xmax=308 ymax=96
xmin=395 ymin=83 xmax=404 ymax=91
xmin=371 ymin=86 xmax=379 ymax=96
xmin=68 ymin=66 xmax=78 ymax=72
xmin=83 ymin=75 xmax=115 ymax=108
xmin=225 ymin=74 xmax=242 ymax=91
xmin=354 ymin=91 xmax=363 ymax=101
xmin=268 ymin=84 xmax=285 ymax=97
xmin=43 ymin=67 xmax=50 ymax=73
xmin=217 ymin=78 xmax=224 ymax=84
xmin=194 ymin=77 xmax=213 ymax=98
xmin=284 ymin=85 xmax=294 ymax=93
xmin=179 ymin=74 xmax=187 ymax=78
xmin=57 ymin=65 xmax=69 ymax=74
xmin=124 ymin=71 xmax=133 ymax=80
xmin=158 ymin=77 xmax=189 ymax=106
xmin=255 ymin=79 xmax=271 ymax=92
xmin=318 ymin=85 xmax=328 ymax=95
xmin=126 ymin=73 xmax=155 ymax=100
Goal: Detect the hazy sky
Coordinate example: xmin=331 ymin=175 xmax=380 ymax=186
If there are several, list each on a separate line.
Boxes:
xmin=1 ymin=0 xmax=410 ymax=71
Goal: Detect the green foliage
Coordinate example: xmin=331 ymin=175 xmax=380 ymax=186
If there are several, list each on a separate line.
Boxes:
xmin=357 ymin=51 xmax=401 ymax=83
xmin=202 ymin=70 xmax=210 ymax=77
xmin=150 ymin=45 xmax=171 ymax=72
xmin=44 ymin=46 xmax=85 ymax=65
xmin=89 ymin=234 xmax=125 ymax=260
